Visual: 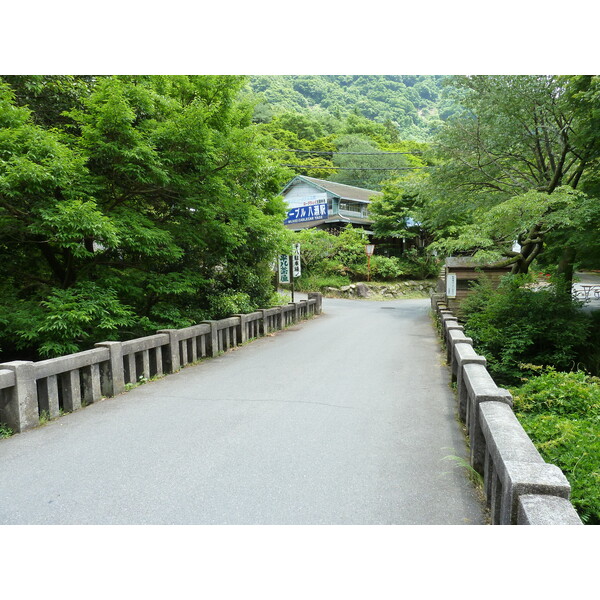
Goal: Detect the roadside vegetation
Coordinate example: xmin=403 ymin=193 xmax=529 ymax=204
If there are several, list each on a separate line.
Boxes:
xmin=511 ymin=368 xmax=600 ymax=524
xmin=286 ymin=227 xmax=439 ymax=294
xmin=460 ymin=274 xmax=600 ymax=523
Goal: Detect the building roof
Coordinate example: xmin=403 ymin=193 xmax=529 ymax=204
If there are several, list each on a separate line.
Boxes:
xmin=445 ymin=257 xmax=511 ymax=270
xmin=282 ymin=175 xmax=383 ymax=203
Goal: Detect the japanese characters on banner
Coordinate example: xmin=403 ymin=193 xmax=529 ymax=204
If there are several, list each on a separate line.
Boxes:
xmin=292 ymin=243 xmax=301 ymax=278
xmin=284 ymin=203 xmax=328 ymax=225
xmin=278 ymin=254 xmax=291 ymax=284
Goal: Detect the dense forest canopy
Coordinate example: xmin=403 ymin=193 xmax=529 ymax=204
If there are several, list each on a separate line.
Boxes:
xmin=0 ymin=75 xmax=291 ymax=361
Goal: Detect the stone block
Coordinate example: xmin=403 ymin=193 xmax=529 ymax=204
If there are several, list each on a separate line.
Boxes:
xmin=479 ymin=401 xmax=544 ymax=520
xmin=446 ymin=328 xmax=472 ymax=365
xmin=479 ymin=401 xmax=543 ymax=474
xmin=454 ymin=344 xmax=487 ymax=416
xmin=500 ymin=461 xmax=571 ymax=525
xmin=517 ymin=494 xmax=583 ymax=525
xmin=462 ymin=364 xmax=512 ymax=473
xmin=355 ymin=283 xmax=369 ymax=298
xmin=0 ymin=361 xmax=38 ymax=433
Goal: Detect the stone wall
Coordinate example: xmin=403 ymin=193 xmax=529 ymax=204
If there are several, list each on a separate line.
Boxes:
xmin=430 ymin=293 xmax=583 ymax=525
xmin=0 ymin=294 xmax=322 ymax=434
xmin=324 ymin=280 xmax=436 ymax=299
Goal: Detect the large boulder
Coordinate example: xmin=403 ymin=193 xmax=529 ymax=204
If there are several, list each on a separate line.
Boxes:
xmin=355 ymin=283 xmax=370 ymax=298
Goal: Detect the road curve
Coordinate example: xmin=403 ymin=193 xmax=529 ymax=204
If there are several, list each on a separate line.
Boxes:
xmin=0 ymin=297 xmax=486 ymax=524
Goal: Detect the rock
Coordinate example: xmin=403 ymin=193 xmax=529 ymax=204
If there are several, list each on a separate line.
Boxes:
xmin=325 ymin=287 xmax=340 ymax=294
xmin=355 ymin=283 xmax=369 ymax=298
xmin=340 ymin=285 xmax=351 ymax=293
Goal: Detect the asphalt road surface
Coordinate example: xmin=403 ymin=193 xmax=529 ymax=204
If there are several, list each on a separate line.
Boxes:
xmin=0 ymin=298 xmax=486 ymax=524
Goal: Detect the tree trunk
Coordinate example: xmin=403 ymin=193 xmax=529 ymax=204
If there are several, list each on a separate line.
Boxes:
xmin=557 ymin=247 xmax=576 ymax=294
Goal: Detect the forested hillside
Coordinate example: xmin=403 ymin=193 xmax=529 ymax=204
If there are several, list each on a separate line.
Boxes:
xmin=244 ymin=76 xmax=448 ymax=191
xmin=246 ymin=75 xmax=456 ymax=141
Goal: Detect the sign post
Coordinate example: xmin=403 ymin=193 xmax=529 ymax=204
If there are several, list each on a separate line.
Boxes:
xmin=365 ymin=244 xmax=375 ymax=282
xmin=278 ymin=254 xmax=290 ymax=285
xmin=291 ymin=243 xmax=301 ymax=303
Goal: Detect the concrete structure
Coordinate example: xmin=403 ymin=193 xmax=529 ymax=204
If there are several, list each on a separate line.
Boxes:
xmin=430 ymin=293 xmax=583 ymax=525
xmin=0 ymin=295 xmax=322 ymax=434
xmin=280 ymin=175 xmax=380 ymax=234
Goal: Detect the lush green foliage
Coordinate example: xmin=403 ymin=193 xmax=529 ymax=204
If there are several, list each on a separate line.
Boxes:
xmin=461 ymin=275 xmax=591 ymax=385
xmin=0 ymin=76 xmax=291 ymax=360
xmin=247 ymin=75 xmax=456 ymax=141
xmin=512 ymin=368 xmax=600 ymax=523
xmin=417 ymin=75 xmax=600 ymax=276
xmin=290 ymin=227 xmax=439 ymax=289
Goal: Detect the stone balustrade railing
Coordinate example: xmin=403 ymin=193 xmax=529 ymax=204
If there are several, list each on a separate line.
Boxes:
xmin=430 ymin=293 xmax=583 ymax=525
xmin=0 ymin=294 xmax=322 ymax=435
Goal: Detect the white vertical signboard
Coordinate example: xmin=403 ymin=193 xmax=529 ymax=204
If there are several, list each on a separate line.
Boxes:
xmin=292 ymin=243 xmax=301 ymax=278
xmin=446 ymin=273 xmax=457 ymax=298
xmin=279 ymin=254 xmax=291 ymax=284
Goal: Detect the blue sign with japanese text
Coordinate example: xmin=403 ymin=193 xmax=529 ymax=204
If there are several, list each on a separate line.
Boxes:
xmin=284 ymin=203 xmax=328 ymax=224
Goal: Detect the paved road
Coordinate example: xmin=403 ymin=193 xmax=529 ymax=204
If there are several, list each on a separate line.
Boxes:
xmin=0 ymin=298 xmax=486 ymax=524
xmin=574 ymin=271 xmax=600 ymax=311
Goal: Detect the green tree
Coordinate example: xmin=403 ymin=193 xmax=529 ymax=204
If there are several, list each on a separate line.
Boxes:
xmin=0 ymin=76 xmax=290 ymax=360
xmin=420 ymin=76 xmax=600 ymax=282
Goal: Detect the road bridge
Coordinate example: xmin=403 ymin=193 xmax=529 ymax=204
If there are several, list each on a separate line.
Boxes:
xmin=0 ymin=297 xmax=485 ymax=524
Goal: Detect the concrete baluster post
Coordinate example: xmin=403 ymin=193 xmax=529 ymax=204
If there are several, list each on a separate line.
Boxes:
xmin=259 ymin=310 xmax=269 ymax=336
xmin=200 ymin=321 xmax=219 ymax=357
xmin=273 ymin=306 xmax=283 ymax=330
xmin=95 ymin=341 xmax=125 ymax=397
xmin=141 ymin=349 xmax=151 ymax=379
xmin=81 ymin=364 xmax=102 ymax=405
xmin=180 ymin=338 xmax=189 ymax=367
xmin=38 ymin=374 xmax=60 ymax=419
xmin=156 ymin=330 xmax=181 ymax=373
xmin=61 ymin=369 xmax=82 ymax=413
xmin=154 ymin=347 xmax=164 ymax=377
xmin=127 ymin=353 xmax=137 ymax=384
xmin=234 ymin=314 xmax=248 ymax=344
xmin=0 ymin=361 xmax=38 ymax=433
xmin=308 ymin=292 xmax=320 ymax=314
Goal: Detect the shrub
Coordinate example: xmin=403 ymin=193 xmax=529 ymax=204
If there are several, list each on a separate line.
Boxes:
xmin=369 ymin=256 xmax=406 ymax=280
xmin=289 ymin=226 xmax=440 ymax=283
xmin=398 ymin=248 xmax=441 ymax=279
xmin=512 ymin=368 xmax=600 ymax=417
xmin=577 ymin=310 xmax=600 ymax=377
xmin=462 ymin=275 xmax=591 ymax=385
xmin=512 ymin=369 xmax=600 ymax=524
